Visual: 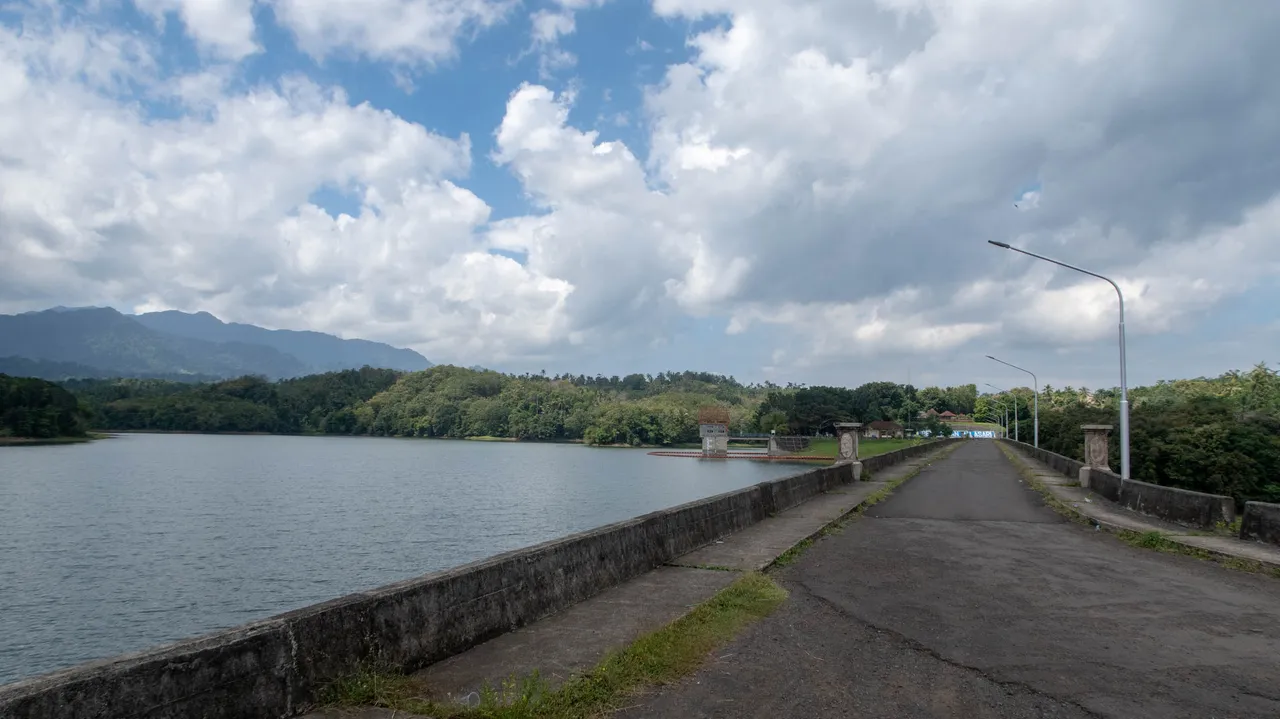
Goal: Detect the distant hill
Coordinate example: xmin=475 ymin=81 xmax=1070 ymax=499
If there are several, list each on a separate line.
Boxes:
xmin=134 ymin=310 xmax=431 ymax=374
xmin=0 ymin=356 xmax=222 ymax=383
xmin=0 ymin=307 xmax=431 ymax=380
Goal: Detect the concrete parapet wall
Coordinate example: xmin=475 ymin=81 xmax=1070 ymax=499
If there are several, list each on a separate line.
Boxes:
xmin=860 ymin=438 xmax=959 ymax=476
xmin=999 ymin=441 xmax=1231 ymax=530
xmin=2 ymin=452 xmax=918 ymax=719
xmin=1240 ymin=502 xmax=1280 ymax=546
xmin=1118 ymin=477 xmax=1233 ymax=529
xmin=1084 ymin=467 xmax=1123 ymax=503
xmin=999 ymin=440 xmax=1085 ymax=480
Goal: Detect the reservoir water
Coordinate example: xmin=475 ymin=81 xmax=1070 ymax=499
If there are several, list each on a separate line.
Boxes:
xmin=0 ymin=433 xmax=804 ymax=685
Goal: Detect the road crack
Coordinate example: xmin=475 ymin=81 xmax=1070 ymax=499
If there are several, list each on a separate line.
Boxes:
xmin=787 ymin=577 xmax=1109 ymax=718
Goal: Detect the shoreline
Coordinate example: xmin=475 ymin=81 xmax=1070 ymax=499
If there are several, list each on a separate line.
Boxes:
xmin=91 ymin=430 xmax=689 ymax=449
xmin=0 ymin=435 xmax=100 ymax=447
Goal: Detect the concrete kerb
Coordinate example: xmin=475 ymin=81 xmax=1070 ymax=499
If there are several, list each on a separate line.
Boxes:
xmin=995 ymin=442 xmax=1280 ymax=575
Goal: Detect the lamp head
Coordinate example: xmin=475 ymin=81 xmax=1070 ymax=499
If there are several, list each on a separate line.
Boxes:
xmin=987 ymin=240 xmax=1011 ymax=249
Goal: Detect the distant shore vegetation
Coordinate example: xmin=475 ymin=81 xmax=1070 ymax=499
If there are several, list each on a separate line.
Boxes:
xmin=4 ymin=363 xmax=1277 ymax=505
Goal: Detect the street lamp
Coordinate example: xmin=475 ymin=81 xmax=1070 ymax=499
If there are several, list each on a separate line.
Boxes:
xmin=973 ymin=410 xmax=1003 ymax=437
xmin=987 ymin=355 xmax=1038 ymax=449
xmin=988 ymin=240 xmax=1129 ymax=480
xmin=985 ymin=383 xmax=1018 ymax=442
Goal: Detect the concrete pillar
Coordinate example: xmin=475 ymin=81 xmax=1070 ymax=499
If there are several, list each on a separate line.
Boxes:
xmin=833 ymin=423 xmax=863 ymax=479
xmin=1081 ymin=424 xmax=1113 ymax=470
xmin=835 ymin=423 xmax=862 ymax=461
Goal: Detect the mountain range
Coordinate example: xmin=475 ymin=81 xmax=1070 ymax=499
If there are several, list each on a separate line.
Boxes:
xmin=0 ymin=307 xmax=431 ymax=381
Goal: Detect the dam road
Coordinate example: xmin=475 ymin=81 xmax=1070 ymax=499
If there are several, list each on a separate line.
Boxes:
xmin=620 ymin=440 xmax=1280 ymax=719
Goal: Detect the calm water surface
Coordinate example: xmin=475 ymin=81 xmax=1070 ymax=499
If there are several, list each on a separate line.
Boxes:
xmin=0 ymin=434 xmax=803 ymax=684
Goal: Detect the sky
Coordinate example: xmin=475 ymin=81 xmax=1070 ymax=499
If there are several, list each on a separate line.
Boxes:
xmin=1 ymin=0 xmax=1278 ymax=391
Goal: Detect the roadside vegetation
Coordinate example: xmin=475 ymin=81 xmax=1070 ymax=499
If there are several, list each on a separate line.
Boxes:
xmin=1003 ymin=363 xmax=1280 ymax=506
xmin=321 ymin=573 xmax=787 ymax=719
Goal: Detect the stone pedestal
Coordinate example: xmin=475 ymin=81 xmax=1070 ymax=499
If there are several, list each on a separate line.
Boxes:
xmin=1081 ymin=424 xmax=1113 ymax=470
xmin=835 ymin=423 xmax=862 ymax=461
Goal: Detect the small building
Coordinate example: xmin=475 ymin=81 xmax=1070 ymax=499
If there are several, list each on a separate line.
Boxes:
xmin=939 ymin=411 xmax=958 ymax=422
xmin=864 ymin=420 xmax=905 ymax=439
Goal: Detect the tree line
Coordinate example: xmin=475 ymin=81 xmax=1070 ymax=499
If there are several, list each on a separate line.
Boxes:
xmin=0 ymin=374 xmax=89 ymax=439
xmin=34 ymin=366 xmax=979 ymax=446
xmin=988 ymin=363 xmax=1280 ymax=506
xmin=6 ymin=362 xmax=1277 ymax=506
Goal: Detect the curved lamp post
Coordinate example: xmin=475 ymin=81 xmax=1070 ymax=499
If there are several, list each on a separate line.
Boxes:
xmin=987 ymin=355 xmax=1038 ymax=449
xmin=985 ymin=383 xmax=1018 ymax=442
xmin=988 ymin=240 xmax=1129 ymax=479
xmin=973 ymin=410 xmax=1003 ymax=436
xmin=983 ymin=390 xmax=1010 ymax=439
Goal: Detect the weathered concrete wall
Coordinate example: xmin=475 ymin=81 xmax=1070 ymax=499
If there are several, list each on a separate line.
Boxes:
xmin=1240 ymin=502 xmax=1280 ymax=546
xmin=999 ymin=440 xmax=1085 ymax=480
xmin=1085 ymin=467 xmax=1123 ymax=503
xmin=3 ymin=451 xmax=931 ymax=719
xmin=999 ymin=441 xmax=1231 ymax=529
xmin=1119 ymin=478 xmax=1233 ymax=529
xmin=860 ymin=438 xmax=960 ymax=476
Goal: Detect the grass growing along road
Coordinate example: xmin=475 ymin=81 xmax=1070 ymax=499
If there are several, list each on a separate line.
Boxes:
xmin=323 ymin=573 xmax=788 ymax=719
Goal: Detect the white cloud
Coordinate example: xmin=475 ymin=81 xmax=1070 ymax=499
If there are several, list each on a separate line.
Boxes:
xmin=1002 ymin=193 xmax=1280 ymax=343
xmin=4 ymin=0 xmax=1280 ymax=384
xmin=267 ymin=0 xmax=514 ymax=67
xmin=0 ymin=16 xmax=572 ymax=363
xmin=522 ymin=0 xmax=612 ymax=78
xmin=132 ymin=0 xmax=259 ymax=59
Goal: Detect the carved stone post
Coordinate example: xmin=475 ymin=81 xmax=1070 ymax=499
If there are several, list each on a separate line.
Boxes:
xmin=834 ymin=422 xmax=863 ymax=480
xmin=1081 ymin=424 xmax=1113 ymax=470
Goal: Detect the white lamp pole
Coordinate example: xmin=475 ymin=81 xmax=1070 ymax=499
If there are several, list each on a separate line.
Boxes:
xmin=987 ymin=355 xmax=1038 ymax=449
xmin=986 ymin=383 xmax=1017 ymax=442
xmin=988 ymin=241 xmax=1129 ymax=480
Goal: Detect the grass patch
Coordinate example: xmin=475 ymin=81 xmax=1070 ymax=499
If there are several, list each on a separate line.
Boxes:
xmin=324 ymin=572 xmax=788 ymax=718
xmin=772 ymin=538 xmax=814 ymax=567
xmin=320 ymin=664 xmax=416 ymax=707
xmin=1129 ymin=530 xmax=1175 ymax=550
xmin=804 ymin=436 xmax=923 ymax=460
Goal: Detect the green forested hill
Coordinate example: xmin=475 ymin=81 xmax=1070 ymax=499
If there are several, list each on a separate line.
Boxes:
xmin=0 ymin=374 xmax=89 ymax=439
xmin=64 ymin=366 xmax=979 ymax=445
xmin=17 ymin=361 xmax=1280 ymax=504
xmin=66 ymin=368 xmax=402 ymax=434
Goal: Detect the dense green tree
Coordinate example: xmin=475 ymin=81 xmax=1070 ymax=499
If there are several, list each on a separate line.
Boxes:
xmin=1022 ymin=365 xmax=1280 ymax=506
xmin=0 ymin=374 xmax=89 ymax=438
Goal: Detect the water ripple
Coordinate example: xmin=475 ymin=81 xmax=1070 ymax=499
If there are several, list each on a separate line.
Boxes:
xmin=0 ymin=434 xmax=801 ymax=683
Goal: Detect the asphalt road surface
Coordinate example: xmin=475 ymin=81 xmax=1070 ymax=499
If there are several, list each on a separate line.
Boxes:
xmin=618 ymin=440 xmax=1280 ymax=719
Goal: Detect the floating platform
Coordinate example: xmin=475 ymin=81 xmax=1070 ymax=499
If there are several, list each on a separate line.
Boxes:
xmin=648 ymin=451 xmax=833 ymax=461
